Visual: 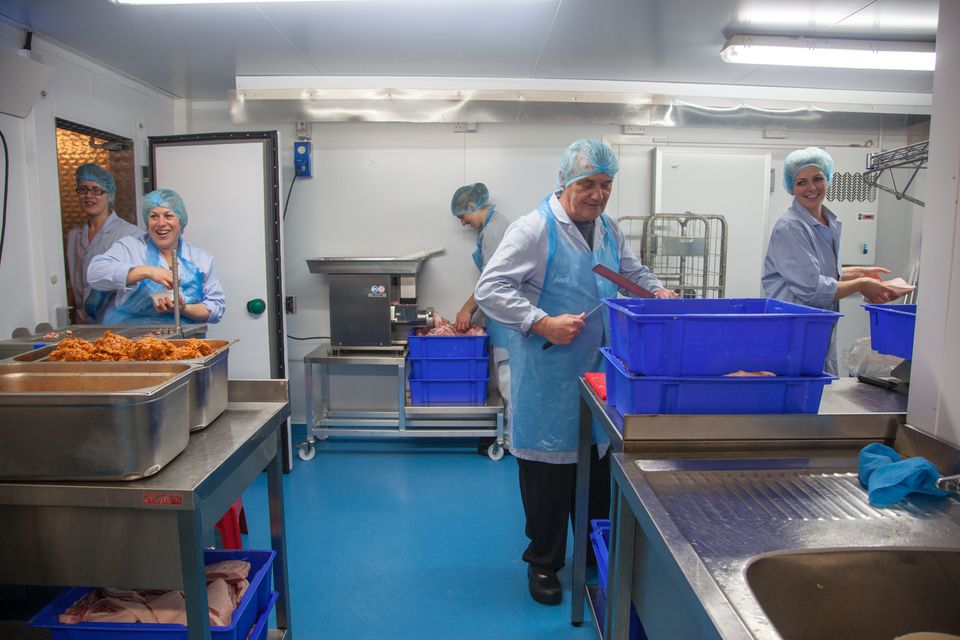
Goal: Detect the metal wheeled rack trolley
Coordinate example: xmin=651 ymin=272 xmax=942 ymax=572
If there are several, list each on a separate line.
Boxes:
xmin=619 ymin=214 xmax=727 ymax=298
xmin=300 ymin=254 xmax=505 ymax=461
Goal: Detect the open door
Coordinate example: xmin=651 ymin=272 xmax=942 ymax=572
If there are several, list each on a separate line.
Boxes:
xmin=149 ymin=131 xmax=285 ymax=380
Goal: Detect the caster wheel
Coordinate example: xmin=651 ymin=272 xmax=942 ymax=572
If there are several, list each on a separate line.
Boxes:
xmin=487 ymin=443 xmax=505 ymax=461
xmin=297 ymin=443 xmax=316 ymax=461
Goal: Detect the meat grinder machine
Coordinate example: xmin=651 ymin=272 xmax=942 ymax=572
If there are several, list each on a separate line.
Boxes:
xmin=306 ymin=249 xmax=441 ymax=350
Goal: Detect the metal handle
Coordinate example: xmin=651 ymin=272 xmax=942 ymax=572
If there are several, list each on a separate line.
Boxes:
xmin=171 ymin=249 xmax=182 ymax=337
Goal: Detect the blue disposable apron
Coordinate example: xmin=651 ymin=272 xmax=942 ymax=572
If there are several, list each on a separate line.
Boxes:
xmin=508 ymin=196 xmax=620 ymax=462
xmin=104 ymin=238 xmax=205 ymax=325
xmin=473 ymin=208 xmax=510 ymax=351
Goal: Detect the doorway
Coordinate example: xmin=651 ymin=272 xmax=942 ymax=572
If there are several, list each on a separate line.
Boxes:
xmin=54 ymin=119 xmax=136 ymax=324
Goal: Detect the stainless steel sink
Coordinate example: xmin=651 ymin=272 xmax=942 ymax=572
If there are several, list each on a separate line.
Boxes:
xmin=746 ymin=548 xmax=960 ymax=640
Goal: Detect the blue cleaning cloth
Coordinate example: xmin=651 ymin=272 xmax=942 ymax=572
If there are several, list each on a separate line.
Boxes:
xmin=858 ymin=442 xmax=949 ymax=507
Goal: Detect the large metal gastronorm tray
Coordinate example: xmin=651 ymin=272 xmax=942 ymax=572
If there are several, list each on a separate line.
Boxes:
xmin=0 ymin=362 xmax=194 ymax=481
xmin=9 ymin=339 xmax=232 ymax=432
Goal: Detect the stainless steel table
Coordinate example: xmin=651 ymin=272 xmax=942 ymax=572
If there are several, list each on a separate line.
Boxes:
xmin=572 ymin=377 xmax=908 ymax=638
xmin=0 ymin=379 xmax=293 ymax=640
xmin=301 ymin=343 xmax=505 ymax=460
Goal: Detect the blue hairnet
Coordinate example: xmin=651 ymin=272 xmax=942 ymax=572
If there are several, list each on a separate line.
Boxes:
xmin=556 ymin=138 xmax=620 ymax=190
xmin=783 ymin=147 xmax=834 ymax=195
xmin=450 ymin=183 xmax=490 ymax=217
xmin=142 ymin=188 xmax=188 ymax=229
xmin=75 ymin=164 xmax=116 ymax=206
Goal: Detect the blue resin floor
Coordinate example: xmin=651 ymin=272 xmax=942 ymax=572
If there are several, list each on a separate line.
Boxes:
xmin=240 ymin=436 xmax=599 ymax=639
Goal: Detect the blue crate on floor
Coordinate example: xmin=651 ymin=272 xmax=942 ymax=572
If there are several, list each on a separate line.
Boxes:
xmin=407 ymin=329 xmax=488 ymax=358
xmin=408 ymin=356 xmax=489 ymax=379
xmin=601 ymin=347 xmax=834 ymax=416
xmin=863 ymin=303 xmax=916 ymax=360
xmin=409 ymin=378 xmax=489 ymax=405
xmin=604 ymin=297 xmax=839 ymax=376
xmin=590 ymin=519 xmax=647 ymax=640
xmin=29 ymin=549 xmax=275 ymax=640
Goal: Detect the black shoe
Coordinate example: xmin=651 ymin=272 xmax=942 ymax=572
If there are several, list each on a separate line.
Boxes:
xmin=527 ymin=566 xmax=562 ymax=605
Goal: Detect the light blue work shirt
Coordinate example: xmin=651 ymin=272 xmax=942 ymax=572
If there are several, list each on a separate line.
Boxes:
xmin=66 ymin=212 xmax=141 ymax=323
xmin=476 ymin=193 xmax=664 ymax=463
xmin=87 ymin=234 xmax=225 ymax=324
xmin=763 ymin=199 xmax=842 ymax=373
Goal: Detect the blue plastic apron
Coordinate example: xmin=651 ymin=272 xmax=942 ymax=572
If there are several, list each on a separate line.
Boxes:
xmin=104 ymin=238 xmax=205 ymax=325
xmin=508 ymin=196 xmax=620 ymax=462
xmin=473 ymin=208 xmax=510 ymax=351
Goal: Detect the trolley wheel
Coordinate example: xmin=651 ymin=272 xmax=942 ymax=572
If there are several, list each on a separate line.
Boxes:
xmin=487 ymin=443 xmax=505 ymax=461
xmin=297 ymin=442 xmax=316 ymax=461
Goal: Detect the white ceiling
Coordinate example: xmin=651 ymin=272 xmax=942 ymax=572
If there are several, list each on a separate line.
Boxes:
xmin=0 ymin=0 xmax=939 ymax=102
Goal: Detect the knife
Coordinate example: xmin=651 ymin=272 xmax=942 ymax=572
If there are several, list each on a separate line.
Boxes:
xmin=542 ymin=302 xmax=604 ymax=350
xmin=592 ymin=264 xmax=655 ymax=299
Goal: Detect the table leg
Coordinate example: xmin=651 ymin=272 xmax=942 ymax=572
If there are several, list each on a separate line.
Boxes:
xmin=606 ymin=487 xmax=635 ymax=640
xmin=177 ymin=510 xmax=212 ymax=640
xmin=571 ymin=393 xmax=593 ymax=626
xmin=268 ymin=444 xmax=293 ymax=637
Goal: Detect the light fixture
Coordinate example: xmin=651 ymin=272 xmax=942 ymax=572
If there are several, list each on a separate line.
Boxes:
xmin=720 ymin=35 xmax=935 ymax=71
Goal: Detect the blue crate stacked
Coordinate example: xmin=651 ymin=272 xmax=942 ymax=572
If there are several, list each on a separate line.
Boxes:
xmin=863 ymin=303 xmax=916 ymax=361
xmin=600 ymin=298 xmax=840 ymax=416
xmin=407 ymin=329 xmax=490 ymax=405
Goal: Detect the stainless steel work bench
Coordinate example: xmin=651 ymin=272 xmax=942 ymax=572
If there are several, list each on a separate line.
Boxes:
xmin=0 ymin=379 xmax=293 ymax=640
xmin=300 ymin=343 xmax=505 ymax=460
xmin=571 ymin=377 xmax=909 ymax=639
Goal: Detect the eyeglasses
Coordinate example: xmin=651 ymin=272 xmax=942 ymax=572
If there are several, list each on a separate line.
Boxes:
xmin=76 ymin=186 xmax=108 ymax=196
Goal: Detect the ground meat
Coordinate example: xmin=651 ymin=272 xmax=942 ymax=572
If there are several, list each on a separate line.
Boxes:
xmin=416 ymin=312 xmax=488 ymax=337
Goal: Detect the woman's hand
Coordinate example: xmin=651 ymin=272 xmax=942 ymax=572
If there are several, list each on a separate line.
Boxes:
xmin=860 ymin=278 xmax=900 ymax=304
xmin=843 ymin=266 xmax=891 ymax=281
xmin=127 ymin=265 xmax=173 ymax=288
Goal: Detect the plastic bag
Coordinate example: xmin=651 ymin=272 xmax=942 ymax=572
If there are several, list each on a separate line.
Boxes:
xmin=842 ymin=336 xmax=903 ymax=377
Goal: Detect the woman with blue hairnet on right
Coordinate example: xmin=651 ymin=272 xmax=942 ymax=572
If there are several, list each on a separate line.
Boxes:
xmin=87 ymin=188 xmax=225 ymax=325
xmin=476 ymin=139 xmax=674 ymax=606
xmin=763 ymin=147 xmax=905 ymax=374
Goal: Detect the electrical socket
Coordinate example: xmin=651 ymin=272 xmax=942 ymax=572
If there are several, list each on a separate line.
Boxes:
xmin=764 ymin=127 xmax=788 ymax=139
xmin=622 ymin=125 xmax=647 ymax=135
xmin=453 ymin=122 xmax=478 ymax=133
xmin=285 ymin=296 xmax=297 ymax=314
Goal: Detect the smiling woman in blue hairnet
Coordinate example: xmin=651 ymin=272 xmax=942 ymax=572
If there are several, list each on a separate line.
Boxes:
xmin=475 ymin=139 xmax=674 ymax=606
xmin=87 ymin=188 xmax=225 ymax=324
xmin=763 ymin=147 xmax=905 ymax=374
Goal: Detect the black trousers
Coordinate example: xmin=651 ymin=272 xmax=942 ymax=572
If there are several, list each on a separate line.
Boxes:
xmin=517 ymin=446 xmax=610 ymax=573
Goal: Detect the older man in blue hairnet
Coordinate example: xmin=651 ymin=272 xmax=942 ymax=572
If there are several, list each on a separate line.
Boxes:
xmin=476 ymin=139 xmax=675 ymax=605
xmin=450 ymin=182 xmax=514 ymax=454
xmin=65 ymin=164 xmax=140 ymax=323
xmin=763 ymin=147 xmax=904 ymax=374
xmin=87 ymin=188 xmax=225 ymax=325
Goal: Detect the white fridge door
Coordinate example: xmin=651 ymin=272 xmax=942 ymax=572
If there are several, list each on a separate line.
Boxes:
xmin=151 ymin=134 xmax=284 ymax=379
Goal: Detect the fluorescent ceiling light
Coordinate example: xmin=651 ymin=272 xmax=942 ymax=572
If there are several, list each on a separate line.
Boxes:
xmin=720 ymin=35 xmax=935 ymax=71
xmin=110 ymin=0 xmax=543 ymax=4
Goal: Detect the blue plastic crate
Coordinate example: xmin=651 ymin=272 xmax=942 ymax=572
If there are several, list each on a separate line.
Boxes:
xmin=408 ymin=357 xmax=489 ymax=379
xmin=407 ymin=329 xmax=488 ymax=358
xmin=604 ymin=298 xmax=839 ymax=376
xmin=247 ymin=592 xmax=278 ymax=640
xmin=409 ymin=378 xmax=489 ymax=405
xmin=863 ymin=303 xmax=916 ymax=360
xmin=590 ymin=519 xmax=647 ymax=640
xmin=29 ymin=549 xmax=275 ymax=640
xmin=601 ymin=347 xmax=834 ymax=416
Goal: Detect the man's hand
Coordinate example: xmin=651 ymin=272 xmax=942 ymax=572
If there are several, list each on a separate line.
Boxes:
xmin=532 ymin=313 xmax=587 ymax=346
xmin=654 ymin=288 xmax=678 ymax=299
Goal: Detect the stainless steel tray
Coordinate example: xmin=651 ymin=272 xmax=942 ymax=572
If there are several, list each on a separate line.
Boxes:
xmin=8 ymin=339 xmax=232 ymax=432
xmin=0 ymin=362 xmax=194 ymax=481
